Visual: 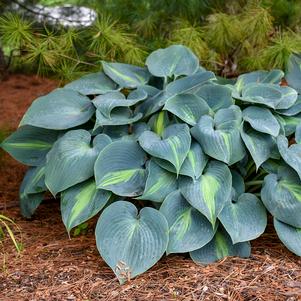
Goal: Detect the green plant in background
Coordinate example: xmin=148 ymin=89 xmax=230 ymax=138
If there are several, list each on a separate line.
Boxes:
xmin=1 ymin=0 xmax=301 ymax=78
xmin=2 ymin=45 xmax=301 ymax=283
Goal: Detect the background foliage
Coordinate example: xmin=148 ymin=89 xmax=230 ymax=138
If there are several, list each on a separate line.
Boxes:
xmin=1 ymin=0 xmax=301 ymax=80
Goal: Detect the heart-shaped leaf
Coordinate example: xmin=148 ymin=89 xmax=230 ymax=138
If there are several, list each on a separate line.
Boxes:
xmin=276 ymin=95 xmax=301 ymax=116
xmin=139 ymin=123 xmax=191 ymax=175
xmin=191 ymin=106 xmax=245 ymax=165
xmin=146 ymin=45 xmax=198 ymax=78
xmin=95 ymin=201 xmax=168 ymax=283
xmin=163 ymin=93 xmax=210 ymax=126
xmin=179 ymin=160 xmax=232 ymax=226
xmin=190 ymin=226 xmax=251 ymax=264
xmin=102 ymin=61 xmax=150 ymax=88
xmin=274 ymin=218 xmax=301 ymax=256
xmin=1 ymin=125 xmax=59 ymax=166
xmin=196 ymin=83 xmax=234 ymax=112
xmin=64 ymin=72 xmax=117 ymax=95
xmin=218 ymin=193 xmax=267 ymax=243
xmin=19 ymin=89 xmax=95 ymax=130
xmin=240 ymin=122 xmax=275 ymax=169
xmin=136 ymin=159 xmax=177 ymax=202
xmin=95 ymin=140 xmax=147 ymax=196
xmin=261 ymin=168 xmax=301 ymax=228
xmin=148 ymin=111 xmax=171 ymax=136
xmin=160 ymin=190 xmax=216 ymax=254
xmin=155 ymin=140 xmax=208 ymax=180
xmin=277 ymin=135 xmax=301 ymax=180
xmin=242 ymin=106 xmax=280 ymax=136
xmin=61 ymin=179 xmax=111 ymax=233
xmin=45 ymin=131 xmax=111 ymax=195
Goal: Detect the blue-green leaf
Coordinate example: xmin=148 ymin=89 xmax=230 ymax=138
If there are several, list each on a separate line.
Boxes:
xmin=94 ymin=140 xmax=147 ymax=196
xmin=286 ymin=53 xmax=301 ymax=94
xmin=19 ymin=89 xmax=95 ymax=130
xmin=277 ymin=135 xmax=301 ymax=180
xmin=160 ymin=190 xmax=216 ymax=254
xmin=163 ymin=93 xmax=210 ymax=126
xmin=102 ymin=61 xmax=150 ymax=88
xmin=276 ymin=95 xmax=301 ymax=116
xmin=179 ymin=160 xmax=232 ymax=226
xmin=139 ymin=124 xmax=191 ymax=175
xmin=274 ymin=218 xmax=301 ymax=256
xmin=136 ymin=159 xmax=177 ymax=202
xmin=155 ymin=140 xmax=208 ymax=180
xmin=148 ymin=111 xmax=171 ymax=136
xmin=45 ymin=131 xmax=111 ymax=195
xmin=95 ymin=201 xmax=168 ymax=284
xmin=235 ymin=70 xmax=284 ymax=92
xmin=64 ymin=72 xmax=117 ymax=95
xmin=190 ymin=226 xmax=251 ymax=264
xmin=196 ymin=83 xmax=234 ymax=112
xmin=219 ymin=193 xmax=267 ymax=243
xmin=61 ymin=179 xmax=111 ymax=233
xmin=242 ymin=106 xmax=280 ymax=136
xmin=1 ymin=126 xmax=59 ymax=166
xmin=191 ymin=106 xmax=245 ymax=165
xmin=261 ymin=168 xmax=301 ymax=228
xmin=240 ymin=122 xmax=275 ymax=169
xmin=146 ymin=45 xmax=198 ymax=78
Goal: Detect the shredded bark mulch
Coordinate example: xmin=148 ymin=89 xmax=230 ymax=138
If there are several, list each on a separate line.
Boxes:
xmin=0 ymin=74 xmax=301 ymax=301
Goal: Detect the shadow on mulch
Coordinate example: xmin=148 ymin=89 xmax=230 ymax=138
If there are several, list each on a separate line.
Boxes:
xmin=0 ymin=74 xmax=301 ymax=301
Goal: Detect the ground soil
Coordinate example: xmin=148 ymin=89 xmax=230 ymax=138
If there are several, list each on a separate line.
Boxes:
xmin=0 ymin=74 xmax=301 ymax=301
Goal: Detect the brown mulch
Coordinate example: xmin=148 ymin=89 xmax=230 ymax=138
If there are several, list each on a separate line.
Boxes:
xmin=0 ymin=74 xmax=301 ymax=301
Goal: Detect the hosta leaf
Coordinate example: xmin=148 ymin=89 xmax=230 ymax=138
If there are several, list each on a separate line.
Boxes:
xmin=196 ymin=83 xmax=234 ymax=112
xmin=64 ymin=72 xmax=117 ymax=95
xmin=93 ymin=89 xmax=147 ymax=119
xmin=275 ymin=86 xmax=298 ymax=110
xmin=276 ymin=95 xmax=301 ymax=116
xmin=45 ymin=131 xmax=111 ymax=195
xmin=191 ymin=106 xmax=245 ymax=165
xmin=179 ymin=160 xmax=232 ymax=226
xmin=235 ymin=70 xmax=284 ymax=92
xmin=296 ymin=123 xmax=301 ymax=144
xmin=102 ymin=61 xmax=150 ymax=88
xmin=94 ymin=140 xmax=147 ymax=196
xmin=19 ymin=165 xmax=47 ymax=218
xmin=95 ymin=201 xmax=168 ymax=284
xmin=19 ymin=89 xmax=95 ymax=130
xmin=286 ymin=53 xmax=301 ymax=94
xmin=219 ymin=193 xmax=267 ymax=243
xmin=190 ymin=227 xmax=251 ymax=264
xmin=231 ymin=170 xmax=245 ymax=195
xmin=240 ymin=122 xmax=275 ymax=169
xmin=136 ymin=160 xmax=177 ymax=202
xmin=242 ymin=106 xmax=280 ymax=136
xmin=148 ymin=111 xmax=171 ymax=136
xmin=275 ymin=113 xmax=301 ymax=136
xmin=163 ymin=93 xmax=210 ymax=126
xmin=1 ymin=126 xmax=59 ymax=166
xmin=238 ymin=83 xmax=282 ymax=108
xmin=277 ymin=135 xmax=301 ymax=180
xmin=61 ymin=179 xmax=111 ymax=233
xmin=261 ymin=169 xmax=301 ymax=228
xmin=94 ymin=108 xmax=143 ymax=128
xmin=165 ymin=71 xmax=215 ymax=98
xmin=139 ymin=124 xmax=191 ymax=175
xmin=274 ymin=218 xmax=301 ymax=256
xmin=146 ymin=45 xmax=198 ymax=78
xmin=155 ymin=140 xmax=208 ymax=180
xmin=160 ymin=190 xmax=216 ymax=254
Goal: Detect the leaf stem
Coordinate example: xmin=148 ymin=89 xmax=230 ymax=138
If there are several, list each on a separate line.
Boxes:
xmin=245 ymin=180 xmax=263 ymax=186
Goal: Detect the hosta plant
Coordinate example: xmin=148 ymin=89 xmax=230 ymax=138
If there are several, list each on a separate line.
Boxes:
xmin=2 ymin=45 xmax=301 ymax=284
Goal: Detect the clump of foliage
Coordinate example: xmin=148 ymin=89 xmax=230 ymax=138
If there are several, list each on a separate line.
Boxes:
xmin=1 ymin=1 xmax=301 ymax=78
xmin=2 ymin=45 xmax=301 ymax=283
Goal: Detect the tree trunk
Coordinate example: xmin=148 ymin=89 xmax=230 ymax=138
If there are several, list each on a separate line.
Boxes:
xmin=0 ymin=47 xmax=7 ymax=80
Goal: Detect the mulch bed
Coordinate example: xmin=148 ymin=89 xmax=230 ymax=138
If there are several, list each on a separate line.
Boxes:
xmin=0 ymin=74 xmax=301 ymax=301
